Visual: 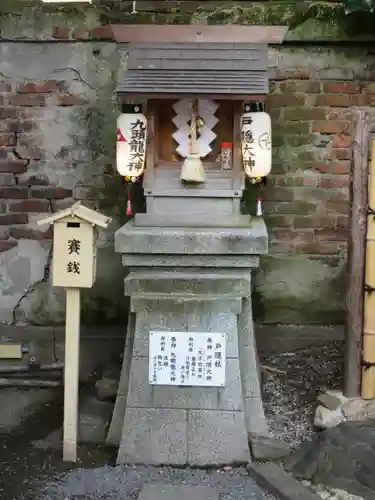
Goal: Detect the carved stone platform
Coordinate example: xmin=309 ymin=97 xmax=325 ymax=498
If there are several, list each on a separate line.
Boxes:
xmin=108 ymin=219 xmax=269 ymax=466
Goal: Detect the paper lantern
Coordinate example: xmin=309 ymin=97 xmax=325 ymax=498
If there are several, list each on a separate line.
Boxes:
xmin=240 ymin=111 xmax=272 ymax=180
xmin=116 ymin=112 xmax=147 ymax=178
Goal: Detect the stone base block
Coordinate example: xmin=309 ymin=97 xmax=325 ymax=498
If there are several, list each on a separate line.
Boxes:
xmin=117 ymin=408 xmax=188 ymax=465
xmin=117 ymin=407 xmax=250 ymax=466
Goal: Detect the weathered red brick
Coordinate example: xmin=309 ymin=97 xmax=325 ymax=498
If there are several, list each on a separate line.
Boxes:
xmin=294 ymin=215 xmax=337 ymax=229
xmin=9 ymin=94 xmax=46 ymax=107
xmin=52 ymin=26 xmax=71 ymax=39
xmin=278 ymin=80 xmax=321 ymax=93
xmin=0 ymin=240 xmax=17 ymax=252
xmin=268 ymin=241 xmax=295 ymax=254
xmin=16 ymin=81 xmax=61 ymax=94
xmin=319 ymin=176 xmax=349 ymax=189
xmin=276 ymin=201 xmax=317 ymax=215
xmin=277 ymin=176 xmax=304 ymax=187
xmin=329 ymin=190 xmax=349 ymax=203
xmin=315 ymin=229 xmax=349 ymax=242
xmin=332 ymin=148 xmax=351 ymax=160
xmin=272 ymin=229 xmax=314 ymax=242
xmin=265 ymin=214 xmax=294 ymax=227
xmin=267 ymin=94 xmax=306 ymax=107
xmin=71 ymin=28 xmax=90 ymax=40
xmin=10 ymin=227 xmax=52 ymax=240
xmin=30 ymin=187 xmax=72 ymax=199
xmin=332 ymin=135 xmax=352 ymax=148
xmin=314 ymin=162 xmax=351 ymax=174
xmin=89 ymin=25 xmax=113 ymax=40
xmin=315 ymin=94 xmax=367 ymax=107
xmin=0 ymin=187 xmax=28 ymax=199
xmin=0 ymin=133 xmax=16 ymax=147
xmin=0 ymin=213 xmax=28 ymax=225
xmin=13 ymin=145 xmax=44 ymax=160
xmin=17 ymin=174 xmax=49 ymax=186
xmin=0 ymin=160 xmax=27 ymax=173
xmin=327 ymin=109 xmax=355 ymax=121
xmin=57 ymin=94 xmax=88 ymax=106
xmin=7 ymin=121 xmax=34 ymax=134
xmin=269 ymin=69 xmax=311 ymax=81
xmin=322 ymin=82 xmax=361 ymax=94
xmin=283 ymin=107 xmax=326 ymax=121
xmin=298 ymin=151 xmax=318 ymax=163
xmin=295 ymin=242 xmax=343 ymax=255
xmin=311 ymin=121 xmax=351 ymax=134
xmin=337 ymin=215 xmax=349 ymax=228
xmin=0 ymin=173 xmax=15 ymax=186
xmin=0 ymin=108 xmax=20 ymax=119
xmin=0 ymin=83 xmax=11 ymax=93
xmin=264 ymin=187 xmax=294 ymax=202
xmin=9 ymin=199 xmax=49 ymax=212
xmin=326 ymin=200 xmax=349 ymax=214
xmin=0 ymin=227 xmax=10 ymax=239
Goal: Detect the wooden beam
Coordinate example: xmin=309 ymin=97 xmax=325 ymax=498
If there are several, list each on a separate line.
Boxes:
xmin=111 ymin=24 xmax=289 ymax=44
xmin=345 ymin=110 xmax=371 ymax=398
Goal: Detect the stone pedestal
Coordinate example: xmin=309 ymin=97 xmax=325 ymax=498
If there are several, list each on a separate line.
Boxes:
xmin=108 ymin=219 xmax=269 ymax=466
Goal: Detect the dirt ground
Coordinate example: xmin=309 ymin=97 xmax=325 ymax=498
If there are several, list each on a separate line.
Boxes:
xmin=261 ymin=340 xmax=344 ymax=448
xmin=0 ymin=339 xmax=344 ymax=499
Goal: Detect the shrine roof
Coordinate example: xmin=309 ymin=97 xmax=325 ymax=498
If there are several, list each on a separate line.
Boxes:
xmin=37 ymin=202 xmax=112 ymax=229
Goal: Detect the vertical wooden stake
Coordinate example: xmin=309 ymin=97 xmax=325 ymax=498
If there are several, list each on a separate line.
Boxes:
xmin=63 ymin=287 xmax=81 ymax=462
xmin=362 ymin=137 xmax=375 ymax=399
xmin=345 ymin=110 xmax=370 ymax=398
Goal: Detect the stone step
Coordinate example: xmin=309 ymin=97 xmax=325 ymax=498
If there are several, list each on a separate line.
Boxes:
xmin=124 ymin=270 xmax=251 ymax=296
xmin=122 ymin=254 xmax=259 ymax=268
xmin=115 ymin=218 xmax=268 ymax=255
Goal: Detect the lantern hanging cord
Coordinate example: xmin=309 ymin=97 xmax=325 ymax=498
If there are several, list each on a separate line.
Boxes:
xmin=364 ymin=284 xmax=375 ymax=294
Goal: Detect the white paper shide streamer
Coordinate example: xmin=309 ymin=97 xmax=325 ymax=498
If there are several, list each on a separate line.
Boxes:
xmin=240 ymin=112 xmax=272 ymax=179
xmin=116 ymin=113 xmax=147 ymax=178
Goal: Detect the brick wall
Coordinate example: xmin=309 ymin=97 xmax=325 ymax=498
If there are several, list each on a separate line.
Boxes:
xmin=0 ymin=80 xmax=88 ymax=255
xmin=262 ymin=75 xmax=368 ymax=258
xmin=2 ymin=11 xmax=375 ymax=324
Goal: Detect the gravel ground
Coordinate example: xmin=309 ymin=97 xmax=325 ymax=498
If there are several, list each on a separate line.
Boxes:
xmin=1 ymin=340 xmax=345 ymax=500
xmin=260 ymin=340 xmax=344 ymax=448
xmin=31 ymin=465 xmax=276 ymax=500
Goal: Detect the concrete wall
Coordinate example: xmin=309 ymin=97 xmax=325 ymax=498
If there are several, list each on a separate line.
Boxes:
xmin=0 ymin=1 xmax=374 ymax=326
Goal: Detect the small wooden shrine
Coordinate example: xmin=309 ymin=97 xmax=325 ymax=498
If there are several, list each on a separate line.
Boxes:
xmin=109 ymin=24 xmax=288 ymax=467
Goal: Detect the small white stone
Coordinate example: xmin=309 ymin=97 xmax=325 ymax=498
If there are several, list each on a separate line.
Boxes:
xmin=314 ymin=405 xmax=346 ymax=429
xmin=317 ymin=491 xmax=331 ymax=499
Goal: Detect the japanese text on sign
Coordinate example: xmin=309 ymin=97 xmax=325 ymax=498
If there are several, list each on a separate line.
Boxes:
xmin=66 ymin=238 xmax=81 ymax=275
xmin=128 ymin=119 xmax=146 ymax=173
xmin=149 ymin=331 xmax=226 ymax=387
xmin=241 ymin=115 xmax=255 ymax=172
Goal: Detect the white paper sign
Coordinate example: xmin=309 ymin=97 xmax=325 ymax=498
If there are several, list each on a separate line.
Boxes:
xmin=149 ymin=331 xmax=226 ymax=387
xmin=116 ymin=112 xmax=147 ymax=177
xmin=241 ymin=111 xmax=272 ymax=179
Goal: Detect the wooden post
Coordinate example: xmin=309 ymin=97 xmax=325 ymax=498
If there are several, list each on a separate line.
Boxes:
xmin=345 ymin=110 xmax=370 ymax=398
xmin=362 ymin=137 xmax=375 ymax=399
xmin=63 ymin=287 xmax=81 ymax=462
